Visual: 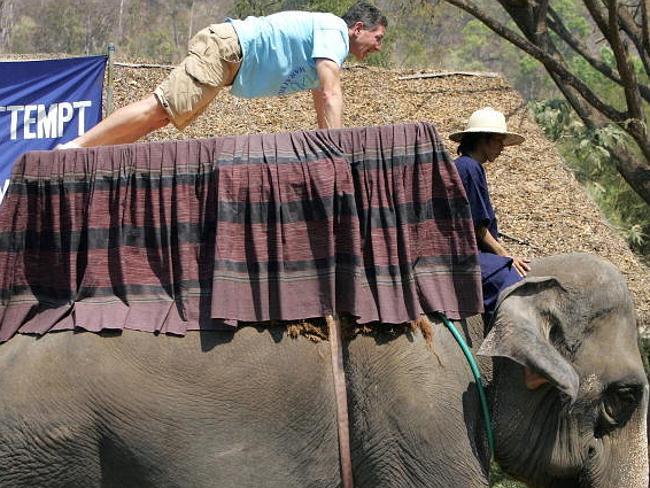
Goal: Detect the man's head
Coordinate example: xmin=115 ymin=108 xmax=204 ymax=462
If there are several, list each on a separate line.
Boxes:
xmin=450 ymin=106 xmax=525 ymax=162
xmin=342 ymin=1 xmax=387 ymax=61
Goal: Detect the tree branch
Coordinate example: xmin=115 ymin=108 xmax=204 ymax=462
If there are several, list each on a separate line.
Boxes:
xmin=583 ymin=0 xmax=610 ymax=34
xmin=398 ymin=71 xmax=500 ymax=80
xmin=547 ymin=7 xmax=627 ymax=88
xmin=0 ymin=0 xmax=14 ymax=53
xmin=606 ymin=0 xmax=644 ymax=121
xmin=548 ymin=71 xmax=600 ymax=130
xmin=576 ymin=1 xmax=650 ymax=163
xmin=615 ymin=3 xmax=650 ymax=75
xmin=443 ymin=0 xmax=627 ymax=122
xmin=642 ymin=0 xmax=650 ymax=53
xmin=609 ymin=138 xmax=650 ymax=206
xmin=534 ymin=0 xmax=550 ymax=49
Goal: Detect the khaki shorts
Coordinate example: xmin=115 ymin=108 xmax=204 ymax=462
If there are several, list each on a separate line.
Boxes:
xmin=154 ymin=23 xmax=242 ymax=130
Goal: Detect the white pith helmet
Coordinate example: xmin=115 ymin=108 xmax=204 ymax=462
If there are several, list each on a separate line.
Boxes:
xmin=449 ymin=107 xmax=525 ymax=146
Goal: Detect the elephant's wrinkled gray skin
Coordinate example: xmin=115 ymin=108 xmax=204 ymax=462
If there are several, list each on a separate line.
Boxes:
xmin=0 ymin=253 xmax=647 ymax=487
xmin=483 ymin=253 xmax=649 ymax=488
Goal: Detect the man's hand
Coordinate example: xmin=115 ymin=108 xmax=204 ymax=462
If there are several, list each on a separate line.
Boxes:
xmin=510 ymin=256 xmax=531 ymax=277
xmin=476 ymin=225 xmax=531 ymax=277
xmin=312 ymin=58 xmax=343 ymax=129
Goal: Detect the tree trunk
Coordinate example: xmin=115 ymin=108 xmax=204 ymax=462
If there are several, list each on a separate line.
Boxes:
xmin=119 ymin=0 xmax=126 ymax=39
xmin=188 ymin=0 xmax=194 ymax=45
xmin=610 ymin=142 xmax=650 ymax=207
xmin=0 ymin=0 xmax=14 ymax=53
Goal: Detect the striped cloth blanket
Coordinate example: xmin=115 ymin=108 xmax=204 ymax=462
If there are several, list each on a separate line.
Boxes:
xmin=0 ymin=122 xmax=482 ymax=343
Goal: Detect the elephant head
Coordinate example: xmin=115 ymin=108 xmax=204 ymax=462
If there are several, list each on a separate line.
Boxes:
xmin=480 ymin=252 xmax=649 ymax=487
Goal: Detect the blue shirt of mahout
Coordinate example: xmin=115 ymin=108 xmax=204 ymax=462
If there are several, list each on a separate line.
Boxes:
xmin=227 ymin=12 xmax=349 ymax=98
xmin=454 ymin=155 xmax=499 ymax=241
xmin=454 ymin=154 xmax=522 ymax=315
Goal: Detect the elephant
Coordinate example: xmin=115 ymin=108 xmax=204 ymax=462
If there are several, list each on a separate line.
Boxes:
xmin=0 ymin=252 xmax=647 ymax=488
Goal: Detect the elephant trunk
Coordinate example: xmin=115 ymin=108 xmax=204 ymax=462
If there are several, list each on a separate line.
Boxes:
xmin=584 ymin=386 xmax=649 ymax=488
xmin=611 ymin=397 xmax=648 ymax=488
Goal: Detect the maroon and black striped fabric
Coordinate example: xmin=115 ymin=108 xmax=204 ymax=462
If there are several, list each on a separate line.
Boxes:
xmin=0 ymin=122 xmax=482 ymax=343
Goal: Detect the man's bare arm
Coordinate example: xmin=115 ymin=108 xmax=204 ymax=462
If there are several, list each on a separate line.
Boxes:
xmin=311 ymin=58 xmax=343 ymax=129
xmin=476 ymin=225 xmax=531 ymax=277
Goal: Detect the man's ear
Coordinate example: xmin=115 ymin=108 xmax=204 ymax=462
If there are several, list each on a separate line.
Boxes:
xmin=479 ymin=277 xmax=580 ymax=403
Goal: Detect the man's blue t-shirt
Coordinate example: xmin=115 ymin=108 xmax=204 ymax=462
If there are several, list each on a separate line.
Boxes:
xmin=227 ymin=12 xmax=349 ymax=98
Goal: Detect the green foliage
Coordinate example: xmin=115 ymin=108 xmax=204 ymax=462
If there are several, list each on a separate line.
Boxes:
xmin=7 ymin=0 xmax=124 ymax=56
xmin=233 ymin=0 xmax=354 ymax=17
xmin=367 ymin=1 xmax=436 ymax=68
xmin=491 ymin=462 xmax=528 ymax=487
xmin=232 ymin=0 xmax=281 ymax=17
xmin=532 ymin=100 xmax=650 ymax=258
xmin=16 ymin=0 xmax=86 ymax=53
xmin=38 ymin=1 xmax=86 ymax=52
xmin=127 ymin=29 xmax=178 ymax=63
xmin=450 ymin=15 xmax=555 ymax=99
xmin=289 ymin=0 xmax=355 ymax=15
xmin=8 ymin=15 xmax=37 ymax=53
xmin=561 ymin=47 xmax=628 ymax=110
xmin=550 ymin=0 xmax=590 ymax=38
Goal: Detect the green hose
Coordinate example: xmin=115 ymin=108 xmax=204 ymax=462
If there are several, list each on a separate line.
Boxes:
xmin=438 ymin=313 xmax=495 ymax=457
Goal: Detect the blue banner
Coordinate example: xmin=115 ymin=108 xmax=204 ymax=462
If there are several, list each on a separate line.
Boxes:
xmin=0 ymin=55 xmax=107 ymax=201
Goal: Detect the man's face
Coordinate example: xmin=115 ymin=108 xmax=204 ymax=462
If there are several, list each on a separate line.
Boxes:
xmin=485 ymin=134 xmax=506 ymax=162
xmin=349 ymin=23 xmax=385 ymax=61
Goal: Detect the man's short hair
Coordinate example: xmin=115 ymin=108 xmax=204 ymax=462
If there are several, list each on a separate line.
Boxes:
xmin=342 ymin=1 xmax=388 ymax=30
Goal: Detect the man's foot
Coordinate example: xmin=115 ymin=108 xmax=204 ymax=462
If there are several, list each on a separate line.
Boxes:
xmin=55 ymin=141 xmax=81 ymax=150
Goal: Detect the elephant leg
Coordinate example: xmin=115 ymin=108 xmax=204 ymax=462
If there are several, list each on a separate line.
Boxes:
xmin=346 ymin=327 xmax=489 ymax=488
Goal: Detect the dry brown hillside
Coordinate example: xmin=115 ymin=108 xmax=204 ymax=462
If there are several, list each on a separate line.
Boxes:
xmin=4 ymin=57 xmax=650 ymax=336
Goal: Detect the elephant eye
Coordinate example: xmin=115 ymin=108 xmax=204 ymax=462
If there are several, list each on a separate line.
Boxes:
xmin=596 ymin=385 xmax=643 ymax=437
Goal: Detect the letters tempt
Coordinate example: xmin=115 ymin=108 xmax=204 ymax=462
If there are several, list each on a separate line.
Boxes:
xmin=0 ymin=101 xmax=92 ymax=140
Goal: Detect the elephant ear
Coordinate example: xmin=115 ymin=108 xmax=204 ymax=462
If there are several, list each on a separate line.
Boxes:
xmin=478 ymin=276 xmax=580 ymax=403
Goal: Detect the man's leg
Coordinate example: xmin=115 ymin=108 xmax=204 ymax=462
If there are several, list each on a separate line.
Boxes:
xmin=63 ymin=23 xmax=240 ymax=149
xmin=69 ymin=94 xmax=170 ymax=148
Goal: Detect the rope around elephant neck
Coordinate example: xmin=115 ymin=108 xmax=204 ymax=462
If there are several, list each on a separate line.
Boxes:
xmin=438 ymin=313 xmax=495 ymax=456
xmin=327 ymin=314 xmax=354 ymax=488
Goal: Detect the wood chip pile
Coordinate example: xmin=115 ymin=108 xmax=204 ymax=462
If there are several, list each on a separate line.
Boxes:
xmin=4 ymin=56 xmax=649 ymax=337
